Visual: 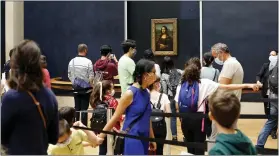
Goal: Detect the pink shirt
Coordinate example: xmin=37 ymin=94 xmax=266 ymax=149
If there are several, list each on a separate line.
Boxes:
xmin=42 ymin=68 xmax=51 ymax=88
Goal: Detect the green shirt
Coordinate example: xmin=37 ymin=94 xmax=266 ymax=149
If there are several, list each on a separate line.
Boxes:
xmin=118 ymin=55 xmax=136 ymax=95
xmin=209 ymin=129 xmax=257 ymax=155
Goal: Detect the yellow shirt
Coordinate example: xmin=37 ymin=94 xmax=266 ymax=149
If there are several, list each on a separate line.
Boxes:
xmin=48 ymin=129 xmax=88 ymax=155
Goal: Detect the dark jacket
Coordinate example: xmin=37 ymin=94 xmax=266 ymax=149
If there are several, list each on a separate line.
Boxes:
xmin=3 ymin=60 xmax=11 ymax=79
xmin=209 ymin=129 xmax=257 ymax=155
xmin=1 ymin=87 xmax=59 ymax=154
xmin=256 ymin=62 xmax=270 ymax=96
xmin=94 ymin=59 xmax=118 ymax=82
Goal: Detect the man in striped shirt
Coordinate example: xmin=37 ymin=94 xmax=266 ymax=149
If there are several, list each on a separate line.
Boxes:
xmin=68 ymin=44 xmax=94 ymax=126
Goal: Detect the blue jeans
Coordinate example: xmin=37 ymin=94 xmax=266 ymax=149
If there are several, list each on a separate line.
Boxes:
xmin=256 ymin=93 xmax=278 ymax=147
xmin=170 ymin=99 xmax=177 ymax=137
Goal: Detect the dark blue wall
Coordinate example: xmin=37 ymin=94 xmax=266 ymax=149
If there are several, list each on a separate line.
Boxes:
xmin=24 ymin=1 xmax=124 ymax=80
xmin=127 ymin=1 xmax=200 ymax=68
xmin=203 ymin=1 xmax=278 ymax=83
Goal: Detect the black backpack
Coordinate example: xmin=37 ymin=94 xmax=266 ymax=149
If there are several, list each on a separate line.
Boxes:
xmin=151 ymin=93 xmax=166 ymax=130
xmin=269 ymin=62 xmax=278 ymax=94
xmin=90 ymin=101 xmax=109 ymax=131
xmin=168 ymin=69 xmax=181 ymax=96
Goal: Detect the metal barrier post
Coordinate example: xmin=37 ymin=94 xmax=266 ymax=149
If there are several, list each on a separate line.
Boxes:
xmin=107 ymin=109 xmax=114 ymax=155
xmin=79 ymin=111 xmax=81 ymax=122
xmin=165 ymin=117 xmax=171 ymax=155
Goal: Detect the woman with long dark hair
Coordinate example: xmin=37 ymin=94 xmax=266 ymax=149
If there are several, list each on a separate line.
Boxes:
xmin=156 ymin=26 xmax=173 ymax=51
xmin=98 ymin=59 xmax=157 ymax=155
xmin=160 ymin=56 xmax=183 ymax=141
xmin=175 ymin=57 xmax=260 ymax=155
xmin=1 ymin=40 xmax=59 ymax=154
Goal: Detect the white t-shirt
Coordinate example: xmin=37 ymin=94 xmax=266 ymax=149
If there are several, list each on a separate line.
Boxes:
xmin=154 ymin=64 xmax=161 ymax=78
xmin=150 ymin=91 xmax=171 ymax=112
xmin=219 ymin=57 xmax=244 ymax=100
xmin=174 ymin=79 xmax=219 ymax=112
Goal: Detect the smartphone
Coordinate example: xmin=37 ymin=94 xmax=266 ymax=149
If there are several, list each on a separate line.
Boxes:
xmin=110 ymin=54 xmax=115 ymax=59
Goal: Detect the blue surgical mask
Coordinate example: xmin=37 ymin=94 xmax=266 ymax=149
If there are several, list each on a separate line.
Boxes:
xmin=132 ymin=49 xmax=137 ymax=57
xmin=215 ymin=54 xmax=224 ymax=65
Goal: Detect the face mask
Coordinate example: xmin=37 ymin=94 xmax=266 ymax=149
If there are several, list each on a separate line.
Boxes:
xmin=132 ymin=49 xmax=137 ymax=58
xmin=110 ymin=89 xmax=115 ymax=96
xmin=56 ymin=136 xmax=72 ymax=148
xmin=214 ymin=54 xmax=224 ymax=65
xmin=269 ymin=55 xmax=278 ymax=62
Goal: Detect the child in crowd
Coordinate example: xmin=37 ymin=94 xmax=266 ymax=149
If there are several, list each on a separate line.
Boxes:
xmin=90 ymin=80 xmax=123 ymax=155
xmin=48 ymin=119 xmax=103 ymax=155
xmin=48 ymin=107 xmax=103 ymax=155
xmin=208 ymin=90 xmax=257 ymax=155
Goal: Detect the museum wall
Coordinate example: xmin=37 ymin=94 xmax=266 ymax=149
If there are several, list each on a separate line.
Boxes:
xmin=24 ymin=1 xmax=124 ymax=79
xmin=203 ymin=1 xmax=278 ymax=83
xmin=127 ymin=1 xmax=200 ymax=70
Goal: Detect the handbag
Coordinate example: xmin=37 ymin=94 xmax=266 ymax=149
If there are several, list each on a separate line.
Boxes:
xmin=72 ymin=58 xmax=91 ymax=89
xmin=113 ymin=100 xmax=150 ymax=155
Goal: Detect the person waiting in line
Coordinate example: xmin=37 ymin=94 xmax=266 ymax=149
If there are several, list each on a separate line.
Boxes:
xmin=118 ymin=39 xmax=137 ymax=96
xmin=68 ymin=44 xmax=94 ymax=126
xmin=143 ymin=48 xmax=161 ymax=78
xmin=256 ymin=55 xmax=278 ymax=149
xmin=89 ymin=80 xmax=123 ymax=155
xmin=208 ymin=90 xmax=257 ymax=155
xmin=256 ymin=50 xmax=278 ymax=139
xmin=160 ymin=56 xmax=183 ymax=141
xmin=210 ymin=43 xmax=244 ymax=150
xmin=1 ymin=40 xmax=59 ymax=154
xmin=149 ymin=77 xmax=171 ymax=155
xmin=48 ymin=119 xmax=103 ymax=155
xmin=201 ymin=52 xmax=220 ymax=82
xmin=98 ymin=59 xmax=157 ymax=155
xmin=175 ymin=58 xmax=259 ymax=155
xmin=40 ymin=55 xmax=51 ymax=88
xmin=94 ymin=45 xmax=118 ymax=83
xmin=200 ymin=52 xmax=220 ymax=137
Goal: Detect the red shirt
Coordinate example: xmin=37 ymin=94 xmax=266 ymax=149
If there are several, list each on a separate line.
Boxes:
xmin=103 ymin=95 xmax=123 ymax=130
xmin=42 ymin=68 xmax=51 ymax=88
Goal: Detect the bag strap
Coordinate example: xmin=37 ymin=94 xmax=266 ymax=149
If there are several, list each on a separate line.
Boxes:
xmin=213 ymin=69 xmax=217 ymax=81
xmin=157 ymin=93 xmax=163 ymax=109
xmin=124 ymin=99 xmax=149 ymax=132
xmin=27 ymin=91 xmax=47 ymax=129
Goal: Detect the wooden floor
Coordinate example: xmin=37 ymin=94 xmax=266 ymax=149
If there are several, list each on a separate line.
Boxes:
xmin=56 ymin=96 xmax=277 ymax=155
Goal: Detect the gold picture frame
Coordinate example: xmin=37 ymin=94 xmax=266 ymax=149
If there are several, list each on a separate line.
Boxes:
xmin=151 ymin=18 xmax=177 ymax=56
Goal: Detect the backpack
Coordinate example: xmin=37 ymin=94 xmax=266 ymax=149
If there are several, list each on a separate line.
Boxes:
xmin=168 ymin=69 xmax=181 ymax=96
xmin=150 ymin=93 xmax=166 ymax=130
xmin=90 ymin=101 xmax=109 ymax=131
xmin=178 ymin=81 xmax=199 ymax=113
xmin=269 ymin=62 xmax=278 ymax=94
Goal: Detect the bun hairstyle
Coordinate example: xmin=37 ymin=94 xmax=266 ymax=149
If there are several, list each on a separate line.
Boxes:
xmin=133 ymin=59 xmax=155 ymax=86
xmin=203 ymin=52 xmax=214 ymax=67
xmin=8 ymin=39 xmax=43 ymax=92
xmin=90 ymin=80 xmax=112 ymax=108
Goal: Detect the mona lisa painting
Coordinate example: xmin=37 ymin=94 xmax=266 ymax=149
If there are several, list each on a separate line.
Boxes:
xmin=151 ymin=18 xmax=177 ymax=56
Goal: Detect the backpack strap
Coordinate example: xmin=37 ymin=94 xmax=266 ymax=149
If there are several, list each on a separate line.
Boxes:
xmin=27 ymin=91 xmax=47 ymax=129
xmin=157 ymin=93 xmax=163 ymax=109
xmin=213 ymin=69 xmax=217 ymax=81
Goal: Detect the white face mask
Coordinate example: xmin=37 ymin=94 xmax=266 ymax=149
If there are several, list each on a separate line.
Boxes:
xmin=214 ymin=53 xmax=224 ymax=65
xmin=56 ymin=136 xmax=72 ymax=148
xmin=110 ymin=89 xmax=115 ymax=96
xmin=269 ymin=55 xmax=278 ymax=62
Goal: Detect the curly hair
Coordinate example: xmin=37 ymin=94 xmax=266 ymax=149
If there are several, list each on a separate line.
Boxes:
xmin=181 ymin=64 xmax=200 ymax=84
xmin=8 ymin=40 xmax=43 ymax=92
xmin=185 ymin=57 xmax=201 ymax=70
xmin=90 ymin=80 xmax=112 ymax=108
